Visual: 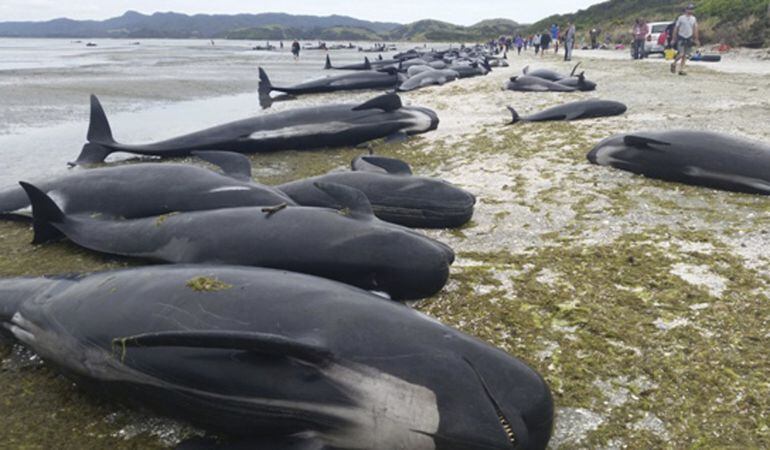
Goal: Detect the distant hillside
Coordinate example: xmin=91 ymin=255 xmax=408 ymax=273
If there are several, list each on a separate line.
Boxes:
xmin=0 ymin=11 xmax=400 ymax=39
xmin=525 ymin=0 xmax=768 ymax=47
xmin=227 ymin=25 xmax=381 ymax=41
xmin=388 ymin=18 xmax=524 ymax=42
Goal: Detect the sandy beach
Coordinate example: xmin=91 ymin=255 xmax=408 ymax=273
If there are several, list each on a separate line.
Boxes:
xmin=1 ymin=40 xmax=769 ymax=448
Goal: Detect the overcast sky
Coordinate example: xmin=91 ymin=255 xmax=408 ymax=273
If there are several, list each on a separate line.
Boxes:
xmin=0 ymin=0 xmax=608 ymax=25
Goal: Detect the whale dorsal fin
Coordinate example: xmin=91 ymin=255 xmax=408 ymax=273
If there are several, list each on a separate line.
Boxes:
xmin=352 ymin=93 xmax=402 ymax=112
xmin=114 ymin=330 xmax=332 ymax=366
xmin=313 ymin=182 xmax=374 ymax=220
xmin=192 ymin=151 xmax=253 ymax=182
xmin=352 ymin=155 xmax=413 ymax=175
xmin=624 ymin=135 xmax=671 ymax=149
xmin=522 ymin=65 xmax=529 ymax=74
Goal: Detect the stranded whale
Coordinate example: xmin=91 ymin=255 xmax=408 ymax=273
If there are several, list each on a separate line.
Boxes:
xmin=20 ymin=181 xmax=454 ymax=300
xmin=72 ymin=94 xmax=438 ymax=165
xmin=258 ymin=67 xmax=397 ymax=96
xmin=278 ymin=155 xmax=476 ymax=228
xmin=507 ymin=100 xmax=626 ymax=124
xmin=588 ymin=130 xmax=770 ymax=194
xmin=0 ymin=151 xmax=293 ymax=218
xmin=0 ymin=265 xmax=554 ymax=449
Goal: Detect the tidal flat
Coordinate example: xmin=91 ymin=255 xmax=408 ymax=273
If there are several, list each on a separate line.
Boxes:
xmin=1 ymin=39 xmax=768 ymax=448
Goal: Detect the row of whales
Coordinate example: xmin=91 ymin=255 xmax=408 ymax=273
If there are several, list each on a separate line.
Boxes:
xmin=19 ymin=180 xmax=454 ymax=301
xmin=260 ymin=45 xmax=500 ymax=99
xmin=0 ymin=151 xmax=476 ymax=229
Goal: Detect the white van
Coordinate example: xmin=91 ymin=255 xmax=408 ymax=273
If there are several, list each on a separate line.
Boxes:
xmin=645 ymin=21 xmax=673 ymax=55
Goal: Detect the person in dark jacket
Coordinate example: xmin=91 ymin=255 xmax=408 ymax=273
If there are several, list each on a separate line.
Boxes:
xmin=540 ymin=31 xmax=552 ymax=58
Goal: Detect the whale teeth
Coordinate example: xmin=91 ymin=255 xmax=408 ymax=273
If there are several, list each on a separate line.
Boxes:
xmin=497 ymin=411 xmax=517 ymax=445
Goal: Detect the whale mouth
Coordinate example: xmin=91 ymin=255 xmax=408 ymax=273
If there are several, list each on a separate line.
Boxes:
xmin=464 ymin=357 xmax=518 ymax=448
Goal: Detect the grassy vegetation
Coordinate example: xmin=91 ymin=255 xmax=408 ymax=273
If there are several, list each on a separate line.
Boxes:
xmin=525 ymin=0 xmax=769 ymax=47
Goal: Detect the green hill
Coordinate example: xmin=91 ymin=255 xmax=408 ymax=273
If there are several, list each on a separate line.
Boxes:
xmin=525 ymin=0 xmax=768 ymax=47
xmin=226 ymin=25 xmax=381 ymax=41
xmin=387 ymin=18 xmax=523 ymax=42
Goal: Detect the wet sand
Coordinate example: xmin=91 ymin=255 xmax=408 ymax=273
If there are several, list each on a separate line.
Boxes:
xmin=1 ymin=39 xmax=769 ymax=449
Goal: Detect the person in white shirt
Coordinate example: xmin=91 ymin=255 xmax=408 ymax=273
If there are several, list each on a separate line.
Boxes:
xmin=671 ymin=3 xmax=700 ymax=76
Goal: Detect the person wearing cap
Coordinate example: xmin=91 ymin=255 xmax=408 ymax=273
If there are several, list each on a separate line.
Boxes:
xmin=671 ymin=4 xmax=700 ymax=75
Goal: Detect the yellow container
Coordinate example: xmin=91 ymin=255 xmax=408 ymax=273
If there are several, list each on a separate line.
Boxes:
xmin=664 ymin=48 xmax=676 ymax=60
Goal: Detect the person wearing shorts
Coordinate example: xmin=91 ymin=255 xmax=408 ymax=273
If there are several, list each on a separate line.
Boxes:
xmin=671 ymin=4 xmax=699 ymax=76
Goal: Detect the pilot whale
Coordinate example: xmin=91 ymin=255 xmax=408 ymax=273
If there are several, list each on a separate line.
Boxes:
xmin=398 ymin=69 xmax=460 ymax=92
xmin=0 ymin=151 xmax=293 ymax=218
xmin=587 ymin=130 xmax=770 ymax=194
xmin=522 ymin=63 xmax=581 ymax=81
xmin=324 ymin=55 xmax=372 ymax=71
xmin=72 ymin=93 xmax=438 ymax=165
xmin=278 ymin=155 xmax=476 ymax=228
xmin=507 ymin=100 xmax=626 ymax=124
xmin=258 ymin=67 xmax=397 ymax=96
xmin=20 ymin=181 xmax=454 ymax=300
xmin=0 ymin=265 xmax=554 ymax=449
xmin=504 ymin=76 xmax=577 ymax=93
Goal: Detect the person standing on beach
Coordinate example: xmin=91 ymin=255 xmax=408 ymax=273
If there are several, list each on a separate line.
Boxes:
xmin=534 ymin=33 xmax=541 ymax=55
xmin=564 ymin=22 xmax=576 ymax=61
xmin=540 ymin=31 xmax=552 ymax=58
xmin=551 ymin=23 xmax=560 ymax=54
xmin=632 ymin=18 xmax=649 ymax=60
xmin=671 ymin=4 xmax=700 ymax=75
xmin=291 ymin=40 xmax=301 ymax=61
xmin=515 ymin=34 xmax=523 ymax=55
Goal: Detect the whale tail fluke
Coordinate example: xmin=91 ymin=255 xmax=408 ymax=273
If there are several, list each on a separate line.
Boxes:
xmin=482 ymin=58 xmax=492 ymax=73
xmin=18 ymin=182 xmax=66 ymax=244
xmin=324 ymin=54 xmax=332 ymax=70
xmin=258 ymin=67 xmax=272 ymax=95
xmin=507 ymin=106 xmax=521 ymax=125
xmin=87 ymin=95 xmax=115 ymax=145
xmin=570 ymin=62 xmax=582 ymax=77
xmin=69 ymin=142 xmax=112 ymax=166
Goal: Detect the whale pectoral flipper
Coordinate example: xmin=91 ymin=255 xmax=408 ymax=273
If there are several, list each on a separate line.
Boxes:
xmin=313 ymin=182 xmax=374 ymax=220
xmin=192 ymin=151 xmax=253 ymax=181
xmin=624 ymin=135 xmax=671 ymax=149
xmin=352 ymin=93 xmax=402 ymax=112
xmin=384 ymin=132 xmax=408 ymax=143
xmin=18 ymin=182 xmax=66 ymax=244
xmin=114 ymin=330 xmax=333 ymax=366
xmin=352 ymin=155 xmax=412 ymax=175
